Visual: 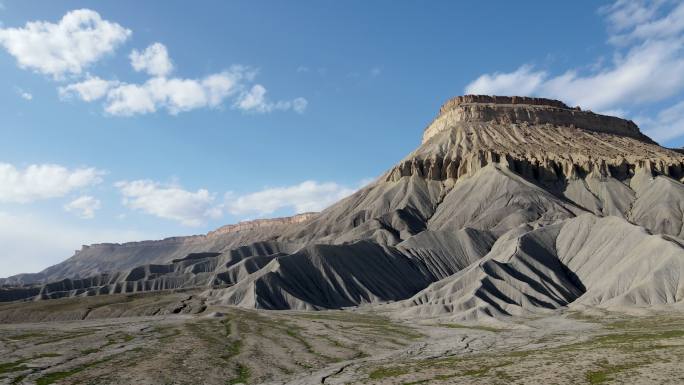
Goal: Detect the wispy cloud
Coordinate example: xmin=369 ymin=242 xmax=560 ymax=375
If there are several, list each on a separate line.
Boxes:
xmin=64 ymin=195 xmax=101 ymax=219
xmin=116 ymin=180 xmax=222 ymax=226
xmin=15 ymin=87 xmax=32 ymax=100
xmin=464 ymin=1 xmax=684 ymax=143
xmin=235 ymin=84 xmax=307 ymax=114
xmin=226 ymin=180 xmax=362 ymax=217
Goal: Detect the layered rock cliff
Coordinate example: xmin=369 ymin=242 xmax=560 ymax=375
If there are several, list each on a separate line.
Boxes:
xmin=4 ymin=95 xmax=684 ymax=320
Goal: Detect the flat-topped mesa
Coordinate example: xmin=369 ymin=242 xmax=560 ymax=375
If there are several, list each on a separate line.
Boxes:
xmin=207 ymin=212 xmax=318 ymax=237
xmin=75 ymin=212 xmax=319 ymax=251
xmin=424 ymin=95 xmax=649 ymax=144
xmin=439 ymin=95 xmax=574 ymax=113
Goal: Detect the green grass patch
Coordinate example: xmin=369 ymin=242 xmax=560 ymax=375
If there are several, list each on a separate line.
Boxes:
xmin=0 ymin=353 xmax=63 ymax=375
xmin=34 ymin=357 xmax=112 ymax=385
xmin=10 ymin=374 xmax=27 ymax=385
xmin=155 ymin=326 xmax=181 ymax=341
xmin=438 ymin=323 xmax=501 ymax=333
xmin=368 ymin=366 xmax=410 ymax=379
xmin=34 ymin=353 xmax=61 ymax=358
xmin=284 ymin=327 xmax=336 ymax=361
xmin=0 ymin=361 xmax=28 ymax=375
xmin=8 ymin=332 xmax=45 ymax=341
xmin=223 ymin=339 xmax=242 ymax=361
xmin=36 ymin=368 xmax=82 ymax=385
xmin=35 ymin=331 xmax=94 ymax=346
xmin=227 ymin=363 xmax=250 ymax=385
xmin=585 ymin=359 xmax=646 ymax=384
xmin=296 ymin=311 xmax=423 ymax=340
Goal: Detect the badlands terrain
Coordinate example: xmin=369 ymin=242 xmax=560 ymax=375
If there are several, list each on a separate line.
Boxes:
xmin=3 ymin=95 xmax=684 ymax=384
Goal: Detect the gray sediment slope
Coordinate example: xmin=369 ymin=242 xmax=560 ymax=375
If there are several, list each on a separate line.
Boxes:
xmin=4 ymin=95 xmax=684 ymax=320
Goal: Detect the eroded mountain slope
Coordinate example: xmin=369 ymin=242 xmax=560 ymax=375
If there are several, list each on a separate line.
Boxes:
xmin=4 ymin=95 xmax=684 ymax=319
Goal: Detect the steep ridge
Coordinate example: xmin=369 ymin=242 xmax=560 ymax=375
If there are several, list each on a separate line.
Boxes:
xmin=399 ymin=214 xmax=684 ymax=320
xmin=3 ymin=95 xmax=684 ymax=318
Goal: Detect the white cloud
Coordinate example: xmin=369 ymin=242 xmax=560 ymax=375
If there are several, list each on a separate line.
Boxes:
xmin=236 ymin=84 xmax=267 ymax=111
xmin=463 ymin=1 xmax=684 ymax=142
xmin=16 ymin=15 xmax=307 ymax=117
xmin=130 ymin=42 xmax=173 ymax=77
xmin=0 ymin=9 xmax=131 ymax=79
xmin=116 ymin=180 xmax=221 ymax=226
xmin=637 ymin=100 xmax=684 ymax=142
xmin=599 ymin=0 xmax=667 ymax=33
xmin=104 ymin=70 xmax=244 ymax=116
xmin=226 ymin=180 xmax=357 ymax=217
xmin=466 ymin=38 xmax=684 ymax=112
xmin=290 ymin=97 xmax=308 ymax=114
xmin=235 ymin=84 xmax=308 ymax=114
xmin=0 ymin=211 xmax=151 ymax=277
xmin=61 ymin=66 xmax=263 ymax=116
xmin=64 ymin=195 xmax=101 ymax=219
xmin=105 ymin=83 xmax=157 ymax=115
xmin=604 ymin=1 xmax=684 ymax=44
xmin=0 ymin=163 xmax=104 ymax=203
xmin=59 ymin=75 xmax=120 ymax=101
xmin=15 ymin=87 xmax=32 ymax=100
xmin=465 ymin=65 xmax=547 ymax=98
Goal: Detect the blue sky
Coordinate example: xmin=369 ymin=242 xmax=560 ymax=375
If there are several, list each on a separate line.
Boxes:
xmin=1 ymin=0 xmax=683 ymax=276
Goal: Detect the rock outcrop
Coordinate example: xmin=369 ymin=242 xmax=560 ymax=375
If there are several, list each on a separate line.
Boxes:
xmin=4 ymin=95 xmax=684 ymax=320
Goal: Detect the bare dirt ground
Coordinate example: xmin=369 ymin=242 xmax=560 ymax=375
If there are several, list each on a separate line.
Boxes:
xmin=1 ymin=293 xmax=683 ymax=385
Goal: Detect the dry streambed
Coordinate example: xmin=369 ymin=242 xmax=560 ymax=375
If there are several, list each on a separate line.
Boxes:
xmin=1 ymin=295 xmax=684 ymax=385
xmin=0 ymin=297 xmax=421 ymax=385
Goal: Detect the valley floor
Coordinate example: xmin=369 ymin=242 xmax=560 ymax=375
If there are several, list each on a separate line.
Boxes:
xmin=1 ymin=294 xmax=683 ymax=385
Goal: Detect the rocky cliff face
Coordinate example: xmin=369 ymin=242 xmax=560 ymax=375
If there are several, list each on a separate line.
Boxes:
xmin=4 ymin=95 xmax=684 ymax=320
xmin=426 ymin=95 xmax=648 ymax=142
xmin=406 ymin=95 xmax=678 ymax=185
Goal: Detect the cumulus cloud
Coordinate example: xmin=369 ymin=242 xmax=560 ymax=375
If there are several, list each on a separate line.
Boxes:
xmin=116 ymin=180 xmax=222 ymax=226
xmin=226 ymin=180 xmax=357 ymax=217
xmin=62 ymin=62 xmax=307 ymax=116
xmin=0 ymin=163 xmax=104 ymax=203
xmin=0 ymin=211 xmax=151 ymax=277
xmin=64 ymin=195 xmax=101 ymax=219
xmin=59 ymin=75 xmax=120 ymax=102
xmin=2 ymin=10 xmax=306 ymax=117
xmin=236 ymin=84 xmax=308 ymax=114
xmin=129 ymin=42 xmax=173 ymax=77
xmin=104 ymin=68 xmax=248 ymax=116
xmin=0 ymin=9 xmax=131 ymax=79
xmin=464 ymin=1 xmax=684 ymax=143
xmin=56 ymin=41 xmax=305 ymax=116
